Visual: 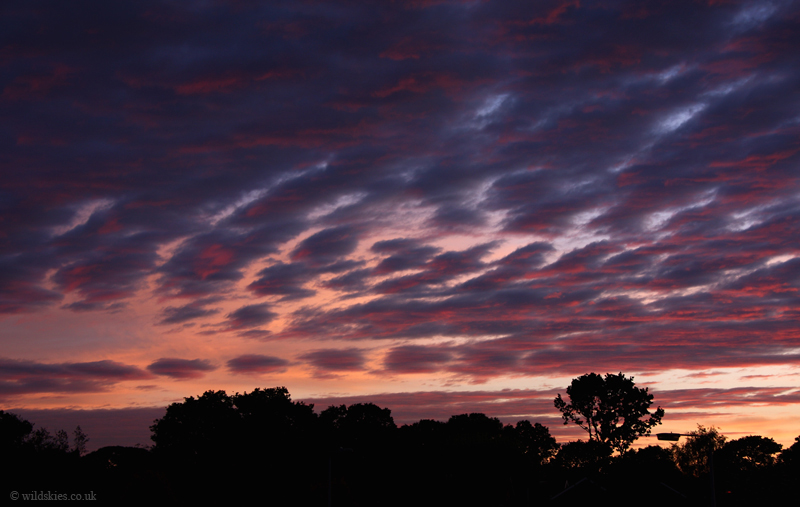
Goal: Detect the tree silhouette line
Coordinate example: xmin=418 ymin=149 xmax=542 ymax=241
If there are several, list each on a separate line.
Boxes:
xmin=2 ymin=373 xmax=798 ymax=505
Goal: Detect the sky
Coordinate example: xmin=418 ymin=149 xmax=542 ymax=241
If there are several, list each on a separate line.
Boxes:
xmin=2 ymin=0 xmax=800 ymax=451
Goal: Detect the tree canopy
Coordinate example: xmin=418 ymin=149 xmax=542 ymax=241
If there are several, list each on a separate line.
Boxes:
xmin=778 ymin=435 xmax=800 ymax=468
xmin=0 ymin=410 xmax=33 ymax=451
xmin=554 ymin=372 xmax=664 ymax=453
xmin=7 ymin=389 xmax=800 ymax=505
xmin=672 ymin=424 xmax=726 ymax=477
xmin=718 ymin=435 xmax=782 ymax=473
xmin=149 ymin=387 xmax=318 ymax=460
xmin=320 ymin=402 xmax=395 ymax=450
xmin=1 ymin=410 xmax=89 ymax=457
xmin=509 ymin=420 xmax=559 ymax=465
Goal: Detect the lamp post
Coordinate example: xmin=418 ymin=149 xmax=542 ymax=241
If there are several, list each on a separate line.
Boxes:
xmin=655 ymin=432 xmax=717 ymax=507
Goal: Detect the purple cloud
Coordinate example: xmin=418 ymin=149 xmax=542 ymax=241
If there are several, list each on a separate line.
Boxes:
xmin=299 ymin=348 xmax=366 ymax=376
xmin=224 ymin=303 xmax=277 ymax=331
xmin=1 ymin=0 xmax=800 ymax=434
xmin=0 ymin=357 xmax=152 ymax=397
xmin=290 ymin=226 xmax=361 ymax=267
xmin=227 ymin=354 xmax=289 ymax=374
xmin=146 ymin=358 xmax=216 ymax=380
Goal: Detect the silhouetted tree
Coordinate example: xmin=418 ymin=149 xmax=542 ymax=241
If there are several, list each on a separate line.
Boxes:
xmin=601 ymin=445 xmax=687 ymax=506
xmin=27 ymin=427 xmax=70 ymax=453
xmin=55 ymin=429 xmax=70 ymax=452
xmin=150 ymin=387 xmax=321 ymax=461
xmin=73 ymin=425 xmax=89 ymax=456
xmin=149 ymin=387 xmax=326 ymax=505
xmin=0 ymin=410 xmax=33 ymax=451
xmin=778 ymin=435 xmax=800 ymax=467
xmin=1 ymin=410 xmax=83 ymax=460
xmin=776 ymin=435 xmax=800 ymax=498
xmin=320 ymin=404 xmax=348 ymax=430
xmin=554 ymin=372 xmax=664 ymax=453
xmin=320 ymin=402 xmax=395 ymax=450
xmin=233 ymin=386 xmax=316 ymax=426
xmin=672 ymin=424 xmax=726 ymax=477
xmin=622 ymin=444 xmax=680 ymax=475
xmin=718 ymin=435 xmax=782 ymax=473
xmin=711 ymin=434 xmax=784 ymax=503
xmin=397 ymin=418 xmax=446 ymax=450
xmin=1 ymin=412 xmax=86 ymax=499
xmin=233 ymin=386 xmax=317 ymax=448
xmin=553 ymin=439 xmax=613 ymax=470
xmin=506 ymin=420 xmax=558 ymax=465
xmin=342 ymin=403 xmax=396 ymax=432
xmin=150 ymin=389 xmax=240 ymax=461
xmin=447 ymin=412 xmax=503 ymax=444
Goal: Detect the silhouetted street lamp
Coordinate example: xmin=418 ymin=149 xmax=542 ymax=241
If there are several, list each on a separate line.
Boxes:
xmin=656 ymin=432 xmax=692 ymax=441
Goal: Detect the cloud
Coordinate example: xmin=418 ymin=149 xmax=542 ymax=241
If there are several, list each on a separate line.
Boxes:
xmin=226 ymin=354 xmax=289 ymax=374
xmin=371 ymin=238 xmax=441 ymax=275
xmin=382 ymin=345 xmax=453 ymax=374
xmin=146 ymin=358 xmax=217 ymax=380
xmin=247 ymin=262 xmax=317 ymax=300
xmin=158 ymin=297 xmax=222 ymax=325
xmin=290 ymin=226 xmax=361 ymax=266
xmin=224 ymin=303 xmax=277 ymax=331
xmin=157 ymin=221 xmax=305 ymax=299
xmin=372 ymin=242 xmax=499 ymax=294
xmin=0 ymin=255 xmax=63 ymax=314
xmin=51 ymin=238 xmax=161 ymax=308
xmin=0 ymin=357 xmax=152 ymax=398
xmin=1 ymin=0 xmax=800 ymax=424
xmin=299 ymin=348 xmax=366 ymax=377
xmin=321 ymin=268 xmax=373 ymax=293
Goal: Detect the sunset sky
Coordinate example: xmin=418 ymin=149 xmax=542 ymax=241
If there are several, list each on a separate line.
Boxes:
xmin=2 ymin=0 xmax=800 ymax=451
